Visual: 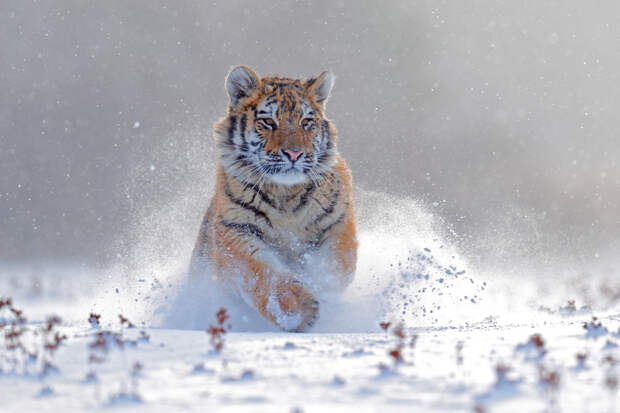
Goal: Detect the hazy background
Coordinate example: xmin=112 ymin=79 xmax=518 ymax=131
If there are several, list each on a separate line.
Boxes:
xmin=2 ymin=0 xmax=619 ymax=274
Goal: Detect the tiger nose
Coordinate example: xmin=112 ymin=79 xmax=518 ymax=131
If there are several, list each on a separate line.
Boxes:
xmin=282 ymin=148 xmax=304 ymax=162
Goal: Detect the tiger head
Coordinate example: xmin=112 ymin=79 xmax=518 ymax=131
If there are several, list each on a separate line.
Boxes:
xmin=215 ymin=65 xmax=338 ymax=187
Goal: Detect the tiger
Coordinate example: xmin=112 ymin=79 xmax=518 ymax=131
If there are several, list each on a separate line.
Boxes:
xmin=190 ymin=65 xmax=357 ymax=332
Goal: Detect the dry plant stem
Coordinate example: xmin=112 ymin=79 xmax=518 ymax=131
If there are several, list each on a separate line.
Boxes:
xmin=379 ymin=321 xmax=408 ymax=367
xmin=39 ymin=315 xmax=66 ymax=392
xmin=207 ymin=308 xmax=230 ymax=354
xmin=88 ymin=313 xmax=101 ymax=329
xmin=86 ymin=313 xmax=144 ymax=402
xmin=1 ymin=298 xmax=33 ymax=375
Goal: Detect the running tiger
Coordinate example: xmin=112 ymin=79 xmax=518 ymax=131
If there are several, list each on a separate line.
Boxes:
xmin=191 ymin=65 xmax=357 ymax=331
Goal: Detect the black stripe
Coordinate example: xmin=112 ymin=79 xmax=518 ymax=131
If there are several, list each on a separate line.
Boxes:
xmin=246 ymin=185 xmax=259 ymax=205
xmin=320 ymin=120 xmax=330 ymax=140
xmin=234 ymin=154 xmax=252 ymax=168
xmin=221 ymin=220 xmax=264 ymax=241
xmin=239 ymin=114 xmax=247 ymax=141
xmin=317 ymin=148 xmax=333 ymax=165
xmin=293 ymin=182 xmax=316 ymax=213
xmin=228 ymin=115 xmax=237 ymax=144
xmin=224 ymin=180 xmax=273 ymax=227
xmin=264 ymin=93 xmax=277 ymax=105
xmin=242 ymin=182 xmax=279 ymax=210
xmin=315 ymin=212 xmax=345 ymax=246
xmin=311 ymin=189 xmax=340 ymax=225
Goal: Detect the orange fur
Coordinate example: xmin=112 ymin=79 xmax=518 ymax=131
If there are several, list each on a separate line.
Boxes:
xmin=191 ymin=66 xmax=357 ymax=331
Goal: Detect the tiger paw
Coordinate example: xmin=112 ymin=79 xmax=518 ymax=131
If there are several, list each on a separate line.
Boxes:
xmin=265 ymin=281 xmax=319 ymax=332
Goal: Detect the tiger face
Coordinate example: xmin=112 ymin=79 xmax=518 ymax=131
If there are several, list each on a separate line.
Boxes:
xmin=216 ymin=65 xmax=338 ymax=187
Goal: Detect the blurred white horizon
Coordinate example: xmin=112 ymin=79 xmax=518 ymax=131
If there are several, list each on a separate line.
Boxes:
xmin=2 ymin=1 xmax=619 ymax=270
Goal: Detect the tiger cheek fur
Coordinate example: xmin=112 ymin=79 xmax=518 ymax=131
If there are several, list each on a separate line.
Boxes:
xmin=190 ymin=65 xmax=358 ymax=332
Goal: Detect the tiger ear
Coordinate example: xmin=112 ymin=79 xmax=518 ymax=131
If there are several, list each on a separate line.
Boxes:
xmin=226 ymin=65 xmax=260 ymax=107
xmin=305 ymin=71 xmax=334 ymax=105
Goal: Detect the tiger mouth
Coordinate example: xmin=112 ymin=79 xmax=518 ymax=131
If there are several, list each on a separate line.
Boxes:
xmin=266 ymin=163 xmax=305 ymax=175
xmin=280 ymin=167 xmax=303 ymax=174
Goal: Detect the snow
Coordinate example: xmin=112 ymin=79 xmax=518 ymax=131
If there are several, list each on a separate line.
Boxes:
xmin=1 ymin=192 xmax=619 ymax=412
xmin=1 ymin=312 xmax=619 ymax=412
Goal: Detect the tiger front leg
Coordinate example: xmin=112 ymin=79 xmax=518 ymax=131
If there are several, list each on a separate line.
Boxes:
xmin=215 ymin=226 xmax=319 ymax=331
xmin=310 ymin=211 xmax=358 ymax=292
xmin=330 ymin=211 xmax=358 ymax=289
